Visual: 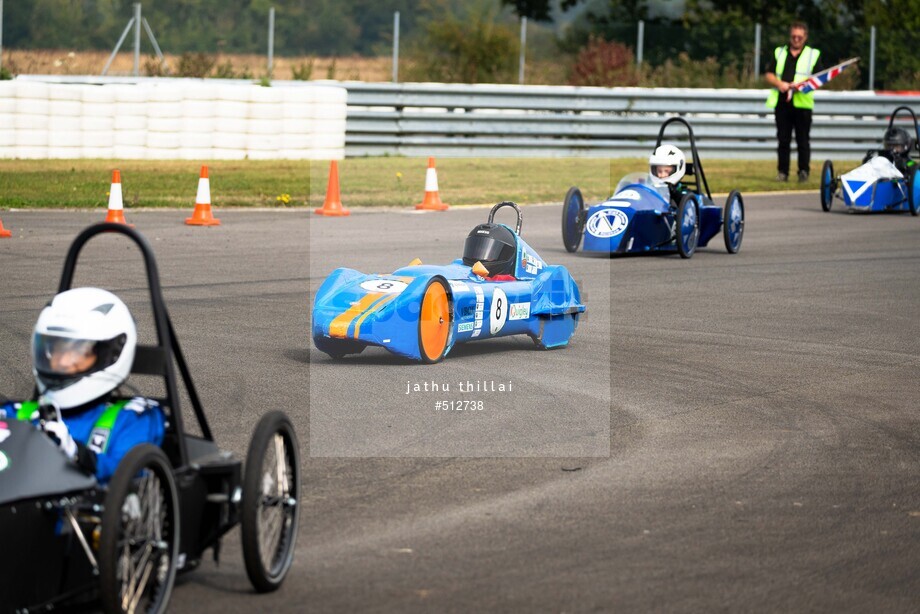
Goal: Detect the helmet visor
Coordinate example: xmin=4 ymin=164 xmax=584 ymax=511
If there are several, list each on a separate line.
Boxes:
xmin=650 ymin=164 xmax=677 ymax=181
xmin=463 ymin=235 xmax=515 ymax=264
xmin=32 ymin=333 xmax=126 ymax=388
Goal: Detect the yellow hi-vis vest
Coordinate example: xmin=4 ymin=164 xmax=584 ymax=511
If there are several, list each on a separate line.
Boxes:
xmin=766 ymin=45 xmax=821 ymax=110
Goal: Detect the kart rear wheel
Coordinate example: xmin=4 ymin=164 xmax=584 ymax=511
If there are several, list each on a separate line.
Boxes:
xmin=820 ymin=160 xmax=835 ymax=212
xmin=908 ymin=166 xmax=920 ymax=216
xmin=722 ymin=190 xmax=745 ymax=254
xmin=418 ymin=278 xmax=452 ymax=363
xmin=99 ymin=444 xmax=179 ymax=614
xmin=561 ymin=186 xmax=586 ymax=253
xmin=676 ymin=193 xmax=699 ymax=259
xmin=242 ymin=411 xmax=301 ymax=593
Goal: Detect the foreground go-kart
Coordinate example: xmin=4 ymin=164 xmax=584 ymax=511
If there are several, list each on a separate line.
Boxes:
xmin=820 ymin=106 xmax=920 ymax=215
xmin=0 ymin=223 xmax=300 ymax=613
xmin=312 ymin=202 xmax=585 ymax=363
xmin=562 ymin=117 xmax=745 ymax=258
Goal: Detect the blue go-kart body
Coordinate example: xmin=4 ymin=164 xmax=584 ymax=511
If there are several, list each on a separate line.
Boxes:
xmin=820 ymin=105 xmax=920 ymax=216
xmin=312 ymin=202 xmax=586 ymax=363
xmin=562 ymin=117 xmax=745 ymax=259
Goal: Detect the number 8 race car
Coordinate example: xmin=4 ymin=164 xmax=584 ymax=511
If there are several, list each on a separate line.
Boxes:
xmin=312 ymin=202 xmax=586 ymax=363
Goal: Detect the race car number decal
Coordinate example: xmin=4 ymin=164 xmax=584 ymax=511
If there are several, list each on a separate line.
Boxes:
xmin=360 ymin=279 xmax=408 ymax=294
xmin=614 ymin=189 xmax=642 ymax=200
xmin=586 ymin=209 xmax=629 ymax=238
xmin=0 ymin=451 xmax=8 ymax=472
xmin=490 ymin=288 xmax=508 ymax=334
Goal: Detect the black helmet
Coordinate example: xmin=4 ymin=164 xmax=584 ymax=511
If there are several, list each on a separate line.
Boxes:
xmin=462 ymin=223 xmax=517 ymax=276
xmin=883 ymin=127 xmax=912 ymax=155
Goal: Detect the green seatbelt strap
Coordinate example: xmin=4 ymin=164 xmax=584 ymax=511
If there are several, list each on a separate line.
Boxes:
xmin=16 ymin=400 xmax=39 ymax=421
xmin=90 ymin=399 xmax=130 ymax=453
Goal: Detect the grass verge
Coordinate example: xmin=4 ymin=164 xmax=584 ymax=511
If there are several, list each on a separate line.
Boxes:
xmin=0 ymin=158 xmax=842 ymax=209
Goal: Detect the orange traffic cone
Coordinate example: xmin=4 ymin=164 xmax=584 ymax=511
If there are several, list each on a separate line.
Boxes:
xmin=186 ymin=165 xmax=221 ymax=226
xmin=0 ymin=216 xmax=11 ymax=238
xmin=415 ymin=157 xmax=449 ymax=211
xmin=314 ymin=160 xmax=350 ymax=216
xmin=105 ymin=170 xmax=130 ymax=225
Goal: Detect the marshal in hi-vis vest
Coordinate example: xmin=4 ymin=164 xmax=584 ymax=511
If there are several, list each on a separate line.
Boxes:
xmin=766 ymin=45 xmax=821 ymax=110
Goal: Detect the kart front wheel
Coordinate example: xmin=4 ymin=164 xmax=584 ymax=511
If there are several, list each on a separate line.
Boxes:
xmin=561 ymin=186 xmax=586 ymax=253
xmin=418 ymin=278 xmax=452 ymax=363
xmin=820 ymin=160 xmax=835 ymax=212
xmin=242 ymin=411 xmax=301 ymax=593
xmin=99 ymin=444 xmax=179 ymax=614
xmin=723 ymin=190 xmax=745 ymax=254
xmin=908 ymin=166 xmax=920 ymax=216
xmin=676 ymin=194 xmax=699 ymax=259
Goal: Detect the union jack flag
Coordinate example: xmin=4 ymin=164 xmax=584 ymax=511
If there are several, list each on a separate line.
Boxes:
xmin=792 ymin=58 xmax=859 ymax=95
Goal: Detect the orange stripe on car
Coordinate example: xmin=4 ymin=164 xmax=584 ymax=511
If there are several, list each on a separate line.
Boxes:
xmin=353 ymin=294 xmax=398 ymax=339
xmin=329 ymin=293 xmax=383 ymax=338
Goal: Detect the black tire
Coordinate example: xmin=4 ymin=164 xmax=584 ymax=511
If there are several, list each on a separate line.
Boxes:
xmin=908 ymin=166 xmax=919 ymax=216
xmin=561 ymin=186 xmax=586 ymax=253
xmin=722 ymin=190 xmax=745 ymax=254
xmin=676 ymin=193 xmax=699 ymax=259
xmin=820 ymin=160 xmax=835 ymax=212
xmin=242 ymin=411 xmax=301 ymax=593
xmin=99 ymin=444 xmax=179 ymax=614
xmin=417 ymin=277 xmax=452 ymax=364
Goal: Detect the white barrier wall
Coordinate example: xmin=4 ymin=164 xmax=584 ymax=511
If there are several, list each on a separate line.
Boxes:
xmin=0 ymin=81 xmax=347 ymax=160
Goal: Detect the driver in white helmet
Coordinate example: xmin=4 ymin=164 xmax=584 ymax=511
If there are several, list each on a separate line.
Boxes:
xmin=1 ymin=287 xmax=165 ymax=482
xmin=649 ymin=144 xmax=688 ymax=205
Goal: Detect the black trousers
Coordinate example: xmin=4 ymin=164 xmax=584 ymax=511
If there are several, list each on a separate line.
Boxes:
xmin=774 ymin=103 xmax=813 ymax=174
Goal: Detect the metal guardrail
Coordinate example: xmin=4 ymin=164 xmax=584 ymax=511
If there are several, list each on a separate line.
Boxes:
xmin=344 ymin=83 xmax=920 ymax=159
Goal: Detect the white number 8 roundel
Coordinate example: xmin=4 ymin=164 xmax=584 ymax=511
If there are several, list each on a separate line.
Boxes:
xmin=490 ymin=288 xmax=508 ymax=335
xmin=360 ymin=279 xmax=408 ymax=294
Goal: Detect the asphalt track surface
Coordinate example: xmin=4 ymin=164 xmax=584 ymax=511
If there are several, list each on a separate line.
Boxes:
xmin=0 ymin=192 xmax=918 ymax=612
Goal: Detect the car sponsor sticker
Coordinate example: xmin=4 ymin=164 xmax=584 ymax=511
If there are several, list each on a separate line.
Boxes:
xmin=448 ymin=280 xmax=469 ymax=291
xmin=0 ymin=451 xmax=8 ymax=472
xmin=520 ymin=249 xmax=545 ymax=276
xmin=360 ymin=279 xmax=408 ymax=294
xmin=490 ymin=288 xmax=509 ymax=334
xmin=0 ymin=421 xmax=9 ymax=445
xmin=509 ymin=302 xmax=530 ymax=320
xmin=458 ymin=322 xmax=474 ymax=333
xmin=614 ymin=189 xmax=642 ymax=200
xmin=472 ymin=287 xmax=484 ymax=337
xmin=586 ymin=209 xmax=629 ymax=238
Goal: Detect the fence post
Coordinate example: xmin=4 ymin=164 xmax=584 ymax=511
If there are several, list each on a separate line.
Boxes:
xmin=133 ymin=3 xmax=141 ymax=76
xmin=869 ymin=26 xmax=876 ymax=90
xmin=392 ymin=11 xmax=400 ymax=83
xmin=0 ymin=0 xmax=4 ymax=74
xmin=753 ymin=23 xmax=761 ymax=79
xmin=268 ymin=6 xmax=275 ymax=77
xmin=637 ymin=20 xmax=644 ymax=66
xmin=519 ymin=16 xmax=527 ymax=85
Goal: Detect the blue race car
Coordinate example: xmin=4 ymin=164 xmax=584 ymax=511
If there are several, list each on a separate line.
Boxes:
xmin=561 ymin=117 xmax=744 ymax=258
xmin=820 ymin=106 xmax=920 ymax=215
xmin=312 ymin=202 xmax=585 ymax=363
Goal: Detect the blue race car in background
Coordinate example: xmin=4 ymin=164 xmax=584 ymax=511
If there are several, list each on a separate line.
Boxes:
xmin=312 ymin=202 xmax=586 ymax=363
xmin=820 ymin=105 xmax=920 ymax=215
xmin=561 ymin=117 xmax=745 ymax=258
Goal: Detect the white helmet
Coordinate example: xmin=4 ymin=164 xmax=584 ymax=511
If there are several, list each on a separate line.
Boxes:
xmin=32 ymin=288 xmax=137 ymax=410
xmin=649 ymin=144 xmax=687 ymax=185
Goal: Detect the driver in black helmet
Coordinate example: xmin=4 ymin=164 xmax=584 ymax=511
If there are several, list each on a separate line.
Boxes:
xmin=863 ymin=127 xmax=916 ymax=175
xmin=462 ymin=223 xmax=518 ymax=279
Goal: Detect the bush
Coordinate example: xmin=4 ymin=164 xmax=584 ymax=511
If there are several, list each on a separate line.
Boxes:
xmin=0 ymin=65 xmax=12 ymax=80
xmin=292 ymin=60 xmax=314 ymax=81
xmin=405 ymin=1 xmax=517 ymax=84
xmin=177 ymin=52 xmax=216 ymax=78
xmin=212 ymin=60 xmax=237 ymax=79
xmin=568 ymin=38 xmax=638 ymax=87
xmin=143 ymin=56 xmax=168 ymax=77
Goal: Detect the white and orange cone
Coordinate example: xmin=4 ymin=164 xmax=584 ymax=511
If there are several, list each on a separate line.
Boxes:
xmin=0 ymin=216 xmax=12 ymax=238
xmin=105 ymin=170 xmax=130 ymax=225
xmin=186 ymin=165 xmax=221 ymax=226
xmin=415 ymin=157 xmax=449 ymax=211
